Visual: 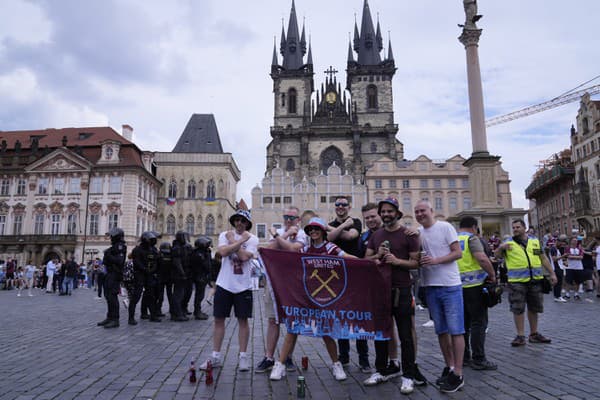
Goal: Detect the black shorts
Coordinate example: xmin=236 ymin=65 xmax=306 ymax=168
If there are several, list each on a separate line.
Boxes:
xmin=6 ymin=272 xmax=14 ymax=279
xmin=213 ymin=286 xmax=253 ymax=319
xmin=565 ymin=269 xmax=586 ymax=285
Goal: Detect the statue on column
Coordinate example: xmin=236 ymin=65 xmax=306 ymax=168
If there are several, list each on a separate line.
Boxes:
xmin=463 ymin=0 xmax=481 ymax=30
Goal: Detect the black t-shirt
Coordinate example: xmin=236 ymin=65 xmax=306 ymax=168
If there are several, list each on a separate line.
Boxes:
xmin=329 ymin=217 xmax=362 ymax=256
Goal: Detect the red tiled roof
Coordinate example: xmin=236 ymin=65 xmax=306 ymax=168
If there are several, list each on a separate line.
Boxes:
xmin=0 ymin=126 xmax=133 ymax=148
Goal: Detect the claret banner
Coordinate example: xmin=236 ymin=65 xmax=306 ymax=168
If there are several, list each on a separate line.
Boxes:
xmin=258 ymin=248 xmax=392 ymax=340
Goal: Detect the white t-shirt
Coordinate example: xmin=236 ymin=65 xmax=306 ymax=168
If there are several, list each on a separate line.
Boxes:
xmin=418 ymin=221 xmax=461 ymax=287
xmin=216 ymin=230 xmax=259 ymax=293
xmin=566 ymin=247 xmax=583 ymax=270
xmin=46 ymin=261 xmax=56 ymax=275
xmin=596 ymin=247 xmax=600 ymax=270
xmin=25 ymin=265 xmax=36 ymax=279
xmin=269 ymin=227 xmax=308 ymax=247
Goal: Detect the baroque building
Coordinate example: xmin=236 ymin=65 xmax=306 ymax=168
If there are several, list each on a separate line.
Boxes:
xmin=154 ymin=114 xmax=240 ymax=244
xmin=253 ymin=0 xmax=398 ymax=239
xmin=0 ymin=126 xmax=160 ymax=266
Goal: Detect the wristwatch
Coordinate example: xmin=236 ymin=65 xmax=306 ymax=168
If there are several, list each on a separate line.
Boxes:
xmin=272 ymin=232 xmax=279 ymax=239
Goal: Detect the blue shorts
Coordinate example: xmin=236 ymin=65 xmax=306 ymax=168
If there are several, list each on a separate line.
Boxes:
xmin=425 ymin=285 xmax=465 ymax=335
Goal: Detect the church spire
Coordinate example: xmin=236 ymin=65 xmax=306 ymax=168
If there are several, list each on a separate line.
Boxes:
xmin=376 ymin=16 xmax=383 ymax=52
xmin=307 ymin=37 xmax=313 ymax=65
xmin=356 ymin=0 xmax=381 ymax=65
xmin=272 ymin=37 xmax=279 ymax=67
xmin=300 ymin=19 xmax=307 ymax=55
xmin=387 ymin=38 xmax=394 ymax=61
xmin=347 ymin=38 xmax=355 ymax=63
xmin=282 ymin=0 xmax=304 ymax=70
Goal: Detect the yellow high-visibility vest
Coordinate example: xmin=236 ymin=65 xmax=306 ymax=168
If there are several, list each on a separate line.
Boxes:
xmin=457 ymin=232 xmax=487 ymax=288
xmin=503 ymin=236 xmax=543 ymax=283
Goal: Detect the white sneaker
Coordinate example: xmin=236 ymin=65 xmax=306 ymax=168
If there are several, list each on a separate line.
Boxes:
xmin=331 ymin=361 xmax=347 ymax=381
xmin=422 ymin=320 xmax=435 ymax=327
xmin=363 ymin=372 xmax=387 ymax=386
xmin=270 ymin=361 xmax=286 ymax=380
xmin=28 ymin=294 xmax=34 ymax=297
xmin=199 ymin=356 xmax=221 ymax=370
xmin=239 ymin=353 xmax=250 ymax=372
xmin=17 ymin=293 xmax=21 ymax=297
xmin=416 ymin=304 xmax=425 ymax=311
xmin=554 ymin=297 xmax=567 ymax=303
xmin=584 ymin=298 xmax=594 ymax=303
xmin=400 ymin=376 xmax=415 ymax=394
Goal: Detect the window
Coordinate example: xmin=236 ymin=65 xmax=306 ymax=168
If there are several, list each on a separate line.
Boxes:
xmin=206 ymin=180 xmax=216 ymax=200
xmin=403 ymin=197 xmax=411 ymax=211
xmin=434 ymin=179 xmax=441 ymax=189
xmin=370 ymin=142 xmax=377 ymax=152
xmin=435 ymin=197 xmax=443 ymax=210
xmin=67 ymin=214 xmax=77 ymax=234
xmin=257 ymin=224 xmax=266 ymax=239
xmin=448 ymin=179 xmax=456 ymax=188
xmin=109 ymin=176 xmax=121 ymax=193
xmin=263 ymin=196 xmax=273 ymax=204
xmin=462 ymin=178 xmax=469 ymax=188
xmin=0 ymin=215 xmax=5 ymax=235
xmin=286 ymin=159 xmax=295 ymax=171
xmin=420 ymin=179 xmax=428 ymax=189
xmin=13 ymin=214 xmax=23 ymax=235
xmin=186 ymin=214 xmax=194 ymax=235
xmin=205 ymin=215 xmax=215 ymax=235
xmin=108 ymin=213 xmax=118 ymax=230
xmin=38 ymin=178 xmax=48 ymax=194
xmin=283 ymin=196 xmax=292 ymax=204
xmin=320 ymin=196 xmax=327 ymax=203
xmin=367 ymin=85 xmax=378 ymax=109
xmin=449 ymin=197 xmax=457 ymax=210
xmin=51 ymin=213 xmax=61 ymax=235
xmin=91 ymin=177 xmax=103 ymax=194
xmin=273 ymin=223 xmax=282 ymax=230
xmin=463 ymin=196 xmax=471 ymax=210
xmin=274 ymin=197 xmax=281 ymax=204
xmin=287 ymin=88 xmax=297 ymax=114
xmin=34 ymin=214 xmax=44 ymax=235
xmin=375 ymin=179 xmax=382 ymax=189
xmin=138 ymin=178 xmax=143 ymax=197
xmin=0 ymin=179 xmax=10 ymax=196
xmin=402 ymin=180 xmax=410 ymax=189
xmin=281 ymin=93 xmax=286 ymax=107
xmin=16 ymin=179 xmax=26 ymax=196
xmin=53 ymin=178 xmax=64 ymax=194
xmin=89 ymin=214 xmax=99 ymax=235
xmin=143 ymin=183 xmax=147 ymax=200
xmin=69 ymin=177 xmax=80 ymax=194
xmin=187 ymin=181 xmax=196 ymax=198
xmin=168 ymin=179 xmax=177 ymax=198
xmin=166 ymin=215 xmax=176 ymax=235
xmin=136 ymin=216 xmax=141 ymax=237
xmin=389 ymin=179 xmax=396 ymax=188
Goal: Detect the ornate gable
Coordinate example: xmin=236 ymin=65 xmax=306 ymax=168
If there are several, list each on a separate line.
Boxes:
xmin=25 ymin=148 xmax=91 ymax=173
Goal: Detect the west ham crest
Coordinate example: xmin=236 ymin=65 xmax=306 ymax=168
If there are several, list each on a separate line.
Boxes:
xmin=302 ymin=256 xmax=347 ymax=307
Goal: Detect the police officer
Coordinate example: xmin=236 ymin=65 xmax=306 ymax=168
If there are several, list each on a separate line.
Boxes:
xmin=131 ymin=231 xmax=162 ymax=325
xmin=171 ymin=231 xmax=193 ymax=322
xmin=97 ymin=227 xmax=126 ymax=329
xmin=191 ymin=236 xmax=212 ymax=320
xmin=158 ymin=242 xmax=175 ymax=318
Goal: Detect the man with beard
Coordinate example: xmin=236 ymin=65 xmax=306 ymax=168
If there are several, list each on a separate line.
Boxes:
xmin=364 ymin=198 xmax=420 ymax=394
xmin=97 ymin=228 xmax=126 ymax=329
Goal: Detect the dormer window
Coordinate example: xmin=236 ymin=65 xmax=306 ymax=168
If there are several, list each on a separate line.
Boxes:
xmin=105 ymin=146 xmax=113 ymax=159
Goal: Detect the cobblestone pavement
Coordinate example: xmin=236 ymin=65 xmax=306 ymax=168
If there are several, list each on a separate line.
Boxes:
xmin=1 ymin=286 xmax=599 ymax=400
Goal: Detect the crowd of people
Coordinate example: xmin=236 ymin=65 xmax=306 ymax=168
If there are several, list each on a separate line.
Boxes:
xmin=4 ymin=196 xmax=600 ymax=396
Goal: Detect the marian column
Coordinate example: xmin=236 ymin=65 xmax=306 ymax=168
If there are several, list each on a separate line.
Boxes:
xmin=459 ymin=0 xmax=499 ymax=209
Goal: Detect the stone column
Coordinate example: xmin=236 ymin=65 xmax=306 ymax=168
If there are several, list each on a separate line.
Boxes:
xmin=459 ymin=28 xmax=489 ymax=156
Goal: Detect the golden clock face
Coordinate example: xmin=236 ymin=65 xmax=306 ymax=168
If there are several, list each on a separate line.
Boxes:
xmin=325 ymin=92 xmax=337 ymax=104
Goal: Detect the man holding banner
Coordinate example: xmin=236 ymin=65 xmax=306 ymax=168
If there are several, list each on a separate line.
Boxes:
xmin=363 ymin=198 xmax=421 ymax=394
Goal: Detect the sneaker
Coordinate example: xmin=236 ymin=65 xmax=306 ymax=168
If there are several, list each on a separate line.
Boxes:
xmin=574 ymin=294 xmax=581 ymax=301
xmin=255 ymin=357 xmax=275 ymax=373
xmin=563 ymin=294 xmax=570 ymax=300
xmin=363 ymin=372 xmax=387 ymax=386
xmin=554 ymin=297 xmax=567 ymax=303
xmin=470 ymin=360 xmax=498 ymax=370
xmin=584 ymin=298 xmax=594 ymax=303
xmin=435 ymin=367 xmax=450 ymax=386
xmin=400 ymin=376 xmax=415 ymax=394
xmin=199 ymin=357 xmax=221 ymax=370
xmin=416 ymin=304 xmax=426 ymax=311
xmin=238 ymin=353 xmax=250 ymax=372
xmin=360 ymin=364 xmax=373 ymax=374
xmin=529 ymin=332 xmax=551 ymax=344
xmin=285 ymin=356 xmax=296 ymax=372
xmin=439 ymin=371 xmax=464 ymax=393
xmin=413 ymin=364 xmax=427 ymax=386
xmin=269 ymin=361 xmax=286 ymax=380
xmin=331 ymin=361 xmax=347 ymax=381
xmin=511 ymin=335 xmax=526 ymax=347
xmin=422 ymin=319 xmax=435 ymax=327
xmin=17 ymin=293 xmax=21 ymax=297
xmin=385 ymin=360 xmax=402 ymax=380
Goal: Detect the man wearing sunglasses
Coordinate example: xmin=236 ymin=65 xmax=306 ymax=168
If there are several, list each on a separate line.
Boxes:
xmin=327 ymin=196 xmax=371 ymax=372
xmin=256 ymin=206 xmax=307 ymax=374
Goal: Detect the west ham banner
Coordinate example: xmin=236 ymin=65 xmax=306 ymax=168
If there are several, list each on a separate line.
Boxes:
xmin=258 ymin=248 xmax=392 ymax=340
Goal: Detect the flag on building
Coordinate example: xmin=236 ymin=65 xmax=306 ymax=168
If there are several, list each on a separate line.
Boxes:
xmin=166 ymin=197 xmax=176 ymax=205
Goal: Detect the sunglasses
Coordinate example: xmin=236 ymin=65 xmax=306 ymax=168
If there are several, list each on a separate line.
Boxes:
xmin=283 ymin=215 xmax=299 ymax=221
xmin=334 ymin=202 xmax=349 ymax=207
xmin=232 ymin=217 xmax=245 ymax=223
xmin=306 ymin=226 xmax=322 ymax=233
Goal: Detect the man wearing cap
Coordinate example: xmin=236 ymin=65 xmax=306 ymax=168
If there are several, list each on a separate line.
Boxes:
xmin=199 ymin=209 xmax=259 ymax=373
xmin=364 ymin=197 xmax=421 ymax=394
xmin=327 ymin=196 xmax=370 ymax=371
xmin=255 ymin=206 xmax=307 ymax=374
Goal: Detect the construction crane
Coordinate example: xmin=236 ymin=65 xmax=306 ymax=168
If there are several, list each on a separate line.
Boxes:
xmin=485 ymin=77 xmax=600 ymax=127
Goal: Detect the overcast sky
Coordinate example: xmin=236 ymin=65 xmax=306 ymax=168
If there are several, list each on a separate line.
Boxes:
xmin=1 ymin=0 xmax=599 ymax=210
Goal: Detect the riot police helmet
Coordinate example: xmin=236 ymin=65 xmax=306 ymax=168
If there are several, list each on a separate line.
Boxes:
xmin=194 ymin=236 xmax=212 ymax=251
xmin=107 ymin=227 xmax=124 ymax=243
xmin=175 ymin=230 xmax=189 ymax=244
xmin=141 ymin=231 xmax=156 ymax=245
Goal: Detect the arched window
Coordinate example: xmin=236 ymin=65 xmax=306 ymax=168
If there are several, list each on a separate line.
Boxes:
xmin=218 ymin=179 xmax=224 ymax=197
xmin=367 ymin=84 xmax=378 ymax=109
xmin=286 ymin=158 xmax=295 ymax=171
xmin=187 ymin=180 xmax=196 ymax=198
xmin=370 ymin=142 xmax=377 ymax=152
xmin=168 ymin=179 xmax=177 ymax=198
xmin=197 ymin=214 xmax=203 ymax=233
xmin=186 ymin=214 xmax=194 ymax=235
xmin=288 ymin=88 xmax=297 ymax=114
xmin=320 ymin=146 xmax=343 ymax=174
xmin=205 ymin=214 xmax=215 ymax=235
xmin=166 ymin=214 xmax=176 ymax=235
xmin=207 ymin=179 xmax=216 ymax=200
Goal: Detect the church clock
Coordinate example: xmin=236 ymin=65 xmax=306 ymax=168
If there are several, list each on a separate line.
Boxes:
xmin=325 ymin=91 xmax=337 ymax=104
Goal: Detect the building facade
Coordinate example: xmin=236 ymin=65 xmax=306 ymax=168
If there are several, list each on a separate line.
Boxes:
xmin=154 ymin=114 xmax=240 ymax=244
xmin=0 ymin=126 xmax=160 ymax=266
